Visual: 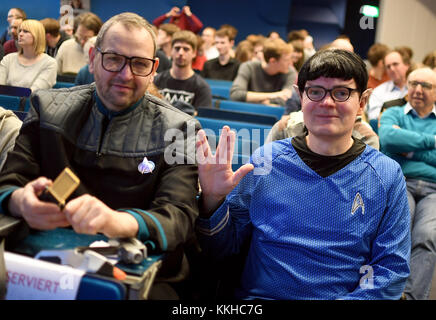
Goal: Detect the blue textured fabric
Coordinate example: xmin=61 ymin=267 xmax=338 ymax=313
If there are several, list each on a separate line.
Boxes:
xmin=197 ymin=138 xmax=411 ymax=300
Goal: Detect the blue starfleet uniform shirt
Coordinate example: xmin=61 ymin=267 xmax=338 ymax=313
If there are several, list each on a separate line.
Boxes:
xmin=196 ymin=138 xmax=411 ymax=300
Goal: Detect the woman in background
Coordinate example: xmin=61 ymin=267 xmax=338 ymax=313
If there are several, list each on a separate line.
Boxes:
xmin=0 ymin=19 xmax=57 ymax=91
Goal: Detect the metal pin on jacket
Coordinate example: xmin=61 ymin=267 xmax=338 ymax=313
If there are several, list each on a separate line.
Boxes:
xmin=138 ymin=157 xmax=155 ymax=174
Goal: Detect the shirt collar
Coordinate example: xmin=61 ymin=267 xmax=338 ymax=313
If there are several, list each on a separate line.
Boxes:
xmin=94 ymin=92 xmax=143 ymax=120
xmin=404 ymin=102 xmax=436 ymax=118
xmin=388 ymin=80 xmax=407 ymax=93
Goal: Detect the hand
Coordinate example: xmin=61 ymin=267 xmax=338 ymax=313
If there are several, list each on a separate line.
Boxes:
xmin=8 ymin=177 xmax=70 ymax=230
xmin=278 ymin=115 xmax=290 ymax=131
xmin=273 ymin=88 xmax=293 ymax=101
xmin=182 ymin=6 xmax=192 ymax=16
xmin=196 ymin=126 xmax=254 ymax=214
xmin=63 ymin=194 xmax=138 ymax=238
xmin=167 ymin=7 xmax=180 ymax=17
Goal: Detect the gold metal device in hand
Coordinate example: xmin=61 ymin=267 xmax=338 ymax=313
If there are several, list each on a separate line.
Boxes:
xmin=41 ymin=167 xmax=80 ymax=209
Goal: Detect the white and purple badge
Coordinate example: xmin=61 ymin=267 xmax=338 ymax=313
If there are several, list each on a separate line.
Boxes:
xmin=138 ymin=157 xmax=155 ymax=174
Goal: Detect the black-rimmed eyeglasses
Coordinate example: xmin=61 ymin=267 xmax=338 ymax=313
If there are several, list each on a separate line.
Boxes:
xmin=304 ymin=86 xmax=359 ymax=102
xmin=96 ymin=47 xmax=156 ymax=77
xmin=408 ymin=80 xmax=433 ymax=91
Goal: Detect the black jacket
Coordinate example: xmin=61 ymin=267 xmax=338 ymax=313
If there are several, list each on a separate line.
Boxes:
xmin=0 ymin=84 xmax=200 ymax=254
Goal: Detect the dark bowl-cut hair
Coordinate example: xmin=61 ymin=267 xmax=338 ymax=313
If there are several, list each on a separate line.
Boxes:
xmin=297 ymin=49 xmax=368 ymax=97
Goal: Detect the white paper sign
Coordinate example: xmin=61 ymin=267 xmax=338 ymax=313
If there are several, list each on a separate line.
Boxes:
xmin=4 ymin=252 xmax=85 ymax=300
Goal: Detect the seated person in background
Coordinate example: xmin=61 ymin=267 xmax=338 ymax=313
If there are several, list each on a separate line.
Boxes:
xmin=191 ymin=35 xmax=207 ymax=72
xmin=366 ymin=49 xmax=410 ymax=121
xmin=56 ymin=12 xmax=102 ymax=75
xmin=201 ymin=27 xmax=218 ymax=60
xmin=156 ymin=23 xmax=180 ymax=59
xmin=330 ymin=37 xmax=354 ymax=52
xmin=247 ymin=34 xmax=266 ymax=64
xmin=366 ymin=43 xmax=391 ymax=90
xmin=234 ymin=40 xmax=253 ymax=63
xmin=0 ymin=106 xmax=22 ymax=171
xmin=0 ymin=12 xmax=199 ymax=299
xmin=153 ymin=6 xmax=203 ymax=34
xmin=3 ymin=17 xmax=23 ymax=55
xmin=267 ymin=31 xmax=281 ymax=40
xmin=74 ymin=36 xmax=96 ymax=85
xmin=154 ymin=30 xmax=212 ymax=114
xmin=423 ymin=50 xmax=436 ymax=72
xmin=40 ymin=18 xmax=71 ymax=58
xmin=289 ymin=39 xmax=305 ymax=72
xmin=230 ymin=38 xmax=296 ymax=106
xmin=220 ymin=24 xmax=237 ymax=58
xmin=0 ymin=19 xmax=57 ymax=91
xmin=379 ymin=67 xmax=436 ymax=300
xmin=0 ymin=8 xmax=26 ymax=45
xmin=196 ymin=49 xmax=410 ymax=300
xmin=201 ymin=27 xmax=240 ymax=81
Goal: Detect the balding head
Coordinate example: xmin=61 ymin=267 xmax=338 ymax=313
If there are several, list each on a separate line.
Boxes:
xmin=407 ymin=67 xmax=436 ymax=116
xmin=330 ymin=39 xmax=354 ymax=52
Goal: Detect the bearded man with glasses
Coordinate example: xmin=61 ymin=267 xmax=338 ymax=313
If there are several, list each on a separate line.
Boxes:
xmin=195 ymin=49 xmax=410 ymax=299
xmin=0 ymin=12 xmax=200 ymax=299
xmin=379 ymin=67 xmax=436 ymax=300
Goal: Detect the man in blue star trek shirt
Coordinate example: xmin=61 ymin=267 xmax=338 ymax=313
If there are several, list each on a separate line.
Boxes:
xmin=195 ymin=49 xmax=411 ymax=300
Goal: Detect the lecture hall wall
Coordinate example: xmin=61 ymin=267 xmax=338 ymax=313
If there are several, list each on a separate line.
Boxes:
xmin=0 ymin=0 xmax=346 ymax=51
xmin=0 ymin=0 xmax=435 ymax=61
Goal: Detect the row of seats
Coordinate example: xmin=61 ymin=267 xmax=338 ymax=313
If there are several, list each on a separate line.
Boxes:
xmin=0 ymin=82 xmax=75 ymax=112
xmin=1 ymin=82 xmax=285 ymax=172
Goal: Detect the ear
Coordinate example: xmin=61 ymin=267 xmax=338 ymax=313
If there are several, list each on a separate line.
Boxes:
xmin=358 ymin=88 xmax=372 ymax=114
xmin=88 ymin=46 xmax=97 ymax=74
xmin=293 ymin=84 xmax=303 ymax=101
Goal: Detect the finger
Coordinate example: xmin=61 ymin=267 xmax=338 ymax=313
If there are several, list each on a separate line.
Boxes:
xmin=29 ymin=177 xmax=53 ymax=195
xmin=64 ymin=195 xmax=92 ymax=228
xmin=196 ymin=129 xmax=213 ymax=165
xmin=227 ymin=130 xmax=236 ymax=165
xmin=216 ymin=126 xmax=230 ymax=164
xmin=232 ymin=163 xmax=254 ymax=186
xmin=25 ymin=209 xmax=70 ymax=230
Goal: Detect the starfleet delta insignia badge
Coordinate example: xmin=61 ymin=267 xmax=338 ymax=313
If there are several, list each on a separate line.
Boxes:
xmin=138 ymin=157 xmax=155 ymax=174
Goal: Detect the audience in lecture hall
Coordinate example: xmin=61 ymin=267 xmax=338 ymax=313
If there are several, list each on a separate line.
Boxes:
xmin=379 ymin=67 xmax=436 ymax=300
xmin=74 ymin=35 xmax=96 ymax=85
xmin=153 ymin=6 xmax=203 ymax=34
xmin=154 ymin=30 xmax=212 ymax=115
xmin=191 ymin=34 xmax=207 ymax=72
xmin=0 ymin=2 xmax=435 ymax=301
xmin=156 ymin=23 xmax=180 ymax=60
xmin=56 ymin=11 xmax=102 ymax=75
xmin=201 ymin=26 xmax=219 ymax=61
xmin=366 ymin=43 xmax=391 ymax=90
xmin=366 ymin=49 xmax=411 ymax=122
xmin=201 ymin=27 xmax=240 ymax=81
xmin=230 ymin=38 xmax=296 ymax=106
xmin=0 ymin=19 xmax=57 ymax=91
xmin=3 ymin=16 xmax=24 ymax=55
xmin=0 ymin=7 xmax=26 ymax=45
xmin=40 ymin=17 xmax=71 ymax=58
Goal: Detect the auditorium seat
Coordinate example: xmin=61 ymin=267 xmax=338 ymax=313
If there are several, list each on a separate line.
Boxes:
xmin=197 ymin=107 xmax=278 ymax=125
xmin=216 ymin=100 xmax=286 ymax=120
